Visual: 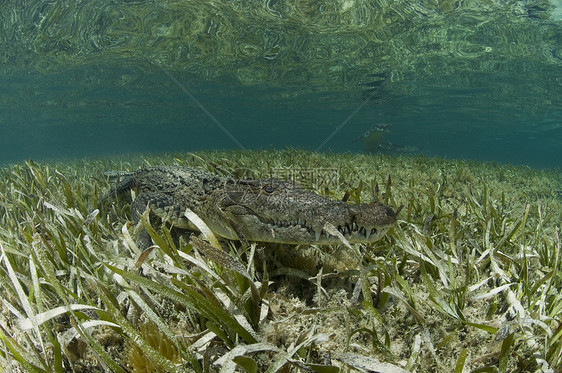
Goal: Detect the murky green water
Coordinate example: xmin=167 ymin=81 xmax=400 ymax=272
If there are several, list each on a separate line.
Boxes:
xmin=1 ymin=1 xmax=561 ymax=168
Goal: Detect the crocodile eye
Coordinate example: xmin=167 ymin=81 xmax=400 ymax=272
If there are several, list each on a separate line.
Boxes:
xmin=264 ymin=185 xmax=275 ymax=193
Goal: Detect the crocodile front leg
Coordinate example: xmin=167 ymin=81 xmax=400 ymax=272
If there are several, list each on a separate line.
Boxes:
xmin=130 ymin=192 xmax=162 ymax=250
xmin=131 ymin=191 xmax=198 ymax=250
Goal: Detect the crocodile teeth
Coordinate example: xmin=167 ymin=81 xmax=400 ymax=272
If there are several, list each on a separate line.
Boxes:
xmin=365 ymin=228 xmax=371 ymax=240
xmin=315 ymin=229 xmax=321 ymax=241
xmin=271 ymin=219 xmax=308 ymax=228
xmin=352 ymin=222 xmax=358 ymax=231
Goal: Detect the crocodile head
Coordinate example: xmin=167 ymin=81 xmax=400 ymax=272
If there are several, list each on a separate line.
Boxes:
xmin=202 ymin=178 xmax=398 ymax=244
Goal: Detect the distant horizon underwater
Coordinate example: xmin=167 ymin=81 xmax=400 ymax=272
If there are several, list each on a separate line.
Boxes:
xmin=0 ymin=1 xmax=561 ymax=170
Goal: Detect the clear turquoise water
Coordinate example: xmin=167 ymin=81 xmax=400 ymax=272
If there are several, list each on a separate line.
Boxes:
xmin=1 ymin=2 xmax=561 ymax=169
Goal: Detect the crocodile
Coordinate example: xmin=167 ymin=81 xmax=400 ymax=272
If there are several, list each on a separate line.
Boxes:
xmin=102 ymin=166 xmax=398 ymax=248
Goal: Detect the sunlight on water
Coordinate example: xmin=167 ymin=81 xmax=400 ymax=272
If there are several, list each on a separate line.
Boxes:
xmin=552 ymin=0 xmax=562 ymax=20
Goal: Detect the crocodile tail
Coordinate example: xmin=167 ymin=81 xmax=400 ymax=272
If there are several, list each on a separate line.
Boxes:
xmin=103 ymin=170 xmax=134 ymax=181
xmin=98 ymin=172 xmax=136 ymax=211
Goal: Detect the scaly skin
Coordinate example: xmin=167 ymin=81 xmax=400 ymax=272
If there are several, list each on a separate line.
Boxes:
xmin=103 ymin=166 xmax=398 ymax=247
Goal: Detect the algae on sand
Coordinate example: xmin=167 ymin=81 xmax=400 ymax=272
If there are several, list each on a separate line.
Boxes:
xmin=0 ymin=150 xmax=561 ymax=371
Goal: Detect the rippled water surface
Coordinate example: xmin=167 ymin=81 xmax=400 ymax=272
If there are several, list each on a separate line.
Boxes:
xmin=1 ymin=1 xmax=561 ymax=168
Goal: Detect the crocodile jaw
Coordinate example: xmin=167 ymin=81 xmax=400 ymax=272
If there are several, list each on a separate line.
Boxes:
xmin=208 ymin=179 xmax=398 ymax=244
xmin=218 ymin=213 xmax=395 ymax=244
